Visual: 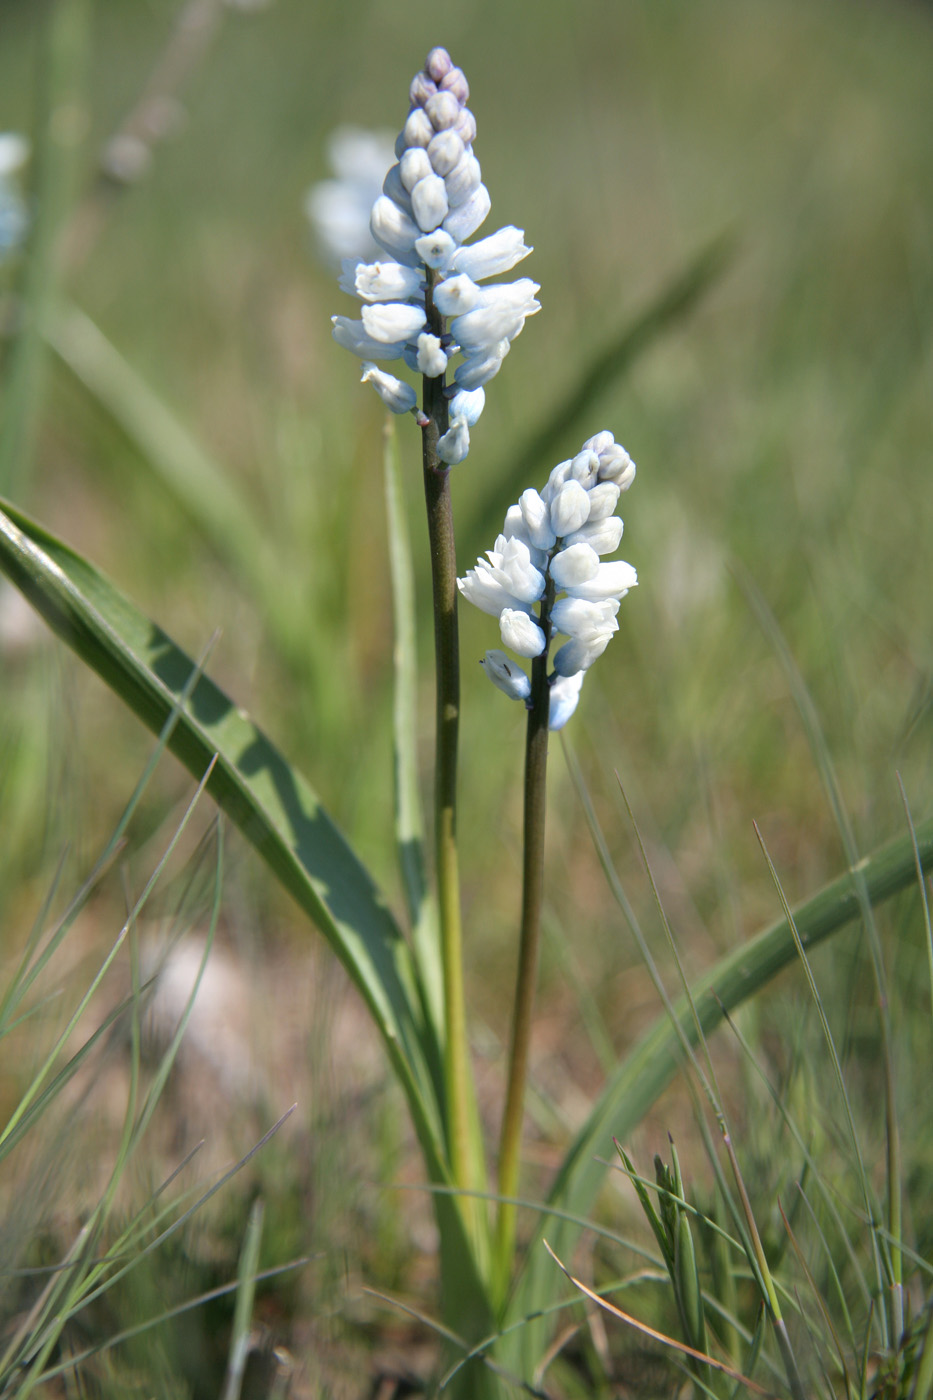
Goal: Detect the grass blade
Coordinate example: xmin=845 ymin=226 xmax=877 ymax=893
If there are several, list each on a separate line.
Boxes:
xmin=221 ymin=1198 xmax=265 ymax=1400
xmin=0 ymin=495 xmax=449 ymax=1178
xmin=508 ymin=751 xmax=933 ymax=1359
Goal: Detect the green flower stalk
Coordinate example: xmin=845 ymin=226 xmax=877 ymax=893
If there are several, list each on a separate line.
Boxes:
xmin=458 ymin=431 xmax=639 ymax=1295
xmin=325 ymin=47 xmax=540 ymax=1223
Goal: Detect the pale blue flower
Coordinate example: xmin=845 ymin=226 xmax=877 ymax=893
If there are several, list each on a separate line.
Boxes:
xmin=481 ymin=649 xmax=531 ymax=701
xmin=327 ymin=48 xmax=537 ymax=457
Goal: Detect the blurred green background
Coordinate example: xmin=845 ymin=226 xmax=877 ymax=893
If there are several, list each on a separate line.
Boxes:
xmin=1 ymin=0 xmax=932 ymax=1391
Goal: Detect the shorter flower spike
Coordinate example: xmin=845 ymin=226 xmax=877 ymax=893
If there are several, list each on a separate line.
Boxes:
xmin=325 ymin=48 xmax=538 ymax=459
xmin=458 ymin=431 xmax=638 ymax=729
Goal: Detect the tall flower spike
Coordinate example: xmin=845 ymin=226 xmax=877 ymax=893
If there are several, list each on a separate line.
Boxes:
xmin=458 ymin=432 xmax=638 ymax=729
xmin=329 ymin=48 xmax=538 ymax=463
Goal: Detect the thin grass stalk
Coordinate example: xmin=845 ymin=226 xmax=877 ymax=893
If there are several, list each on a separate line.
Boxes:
xmin=0 ymin=0 xmax=88 ymax=502
xmin=494 ymin=576 xmax=555 ymax=1302
xmin=419 ymin=271 xmax=473 ymax=1209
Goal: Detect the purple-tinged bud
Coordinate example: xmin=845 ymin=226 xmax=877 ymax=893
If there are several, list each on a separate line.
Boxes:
xmin=425 ymin=90 xmax=461 ymax=132
xmin=444 ymin=151 xmax=482 ymax=207
xmin=500 ymin=607 xmax=546 ymax=658
xmin=482 ymin=650 xmax=531 ymax=702
xmin=425 ymin=47 xmax=453 ymax=83
xmin=411 ymin=173 xmax=449 ymax=231
xmin=409 ymin=72 xmax=437 ymax=107
xmin=439 ymin=66 xmax=470 ymax=104
xmin=428 ymin=129 xmax=464 ymax=177
xmin=416 ymin=332 xmax=448 ymax=377
xmin=443 ymin=182 xmax=491 ymax=241
xmin=455 ymin=108 xmax=477 ymax=146
xmin=370 ymin=194 xmax=421 ymax=264
xmin=414 ymin=229 xmax=457 ymax=269
xmin=399 ymin=146 xmax=432 ymax=192
xmin=402 ymin=108 xmax=434 ymax=149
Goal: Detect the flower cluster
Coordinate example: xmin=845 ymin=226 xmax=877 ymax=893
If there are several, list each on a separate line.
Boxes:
xmin=458 ymin=432 xmax=637 ymax=729
xmin=330 ymin=47 xmax=539 ymax=464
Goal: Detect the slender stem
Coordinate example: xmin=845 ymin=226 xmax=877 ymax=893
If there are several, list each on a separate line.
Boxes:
xmin=494 ymin=576 xmax=555 ymax=1301
xmin=420 ymin=273 xmax=472 ymax=1200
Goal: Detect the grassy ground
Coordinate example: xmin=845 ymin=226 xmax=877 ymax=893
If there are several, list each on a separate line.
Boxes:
xmin=1 ymin=0 xmax=932 ymax=1394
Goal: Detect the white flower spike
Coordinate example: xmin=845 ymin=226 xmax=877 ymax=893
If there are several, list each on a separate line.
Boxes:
xmin=458 ymin=431 xmax=638 ymax=729
xmin=325 ymin=48 xmax=538 ymax=456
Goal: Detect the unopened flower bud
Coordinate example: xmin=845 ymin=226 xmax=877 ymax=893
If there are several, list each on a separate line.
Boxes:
xmin=564 ymin=516 xmax=624 ymax=555
xmin=400 ymin=146 xmax=432 ymax=191
xmin=444 ymin=151 xmax=482 ymax=208
xmin=437 ymin=418 xmax=470 ymax=464
xmin=450 ymin=226 xmax=531 ymax=280
xmin=360 ymin=363 xmax=418 ymax=414
xmin=370 ymin=194 xmax=421 ymax=263
xmin=455 ymin=108 xmax=477 ymax=146
xmin=414 ymin=230 xmax=456 ymax=269
xmin=447 ymin=386 xmax=485 ymax=426
xmin=425 ymin=46 xmax=453 ymax=83
xmin=383 ymin=164 xmax=413 ymax=215
xmin=519 ymin=488 xmax=556 ymax=551
xmin=443 ymin=183 xmax=491 ymax=241
xmin=500 ymin=607 xmax=546 ymax=657
xmin=481 ymin=650 xmax=531 ymax=702
xmin=426 ymin=90 xmax=461 ymax=131
xmin=549 ymin=543 xmax=600 ymax=589
xmin=549 ymin=480 xmax=591 ymax=538
xmin=332 ymin=316 xmax=405 ymax=359
xmin=409 ymin=72 xmax=437 ymax=107
xmin=563 ymin=559 xmax=637 ymax=602
xmin=361 ymin=301 xmax=427 ymax=342
xmin=416 ymin=332 xmax=448 ymax=377
xmin=402 ymin=108 xmax=434 ymax=149
xmin=439 ymin=66 xmax=469 ymax=104
xmin=428 ymin=129 xmax=464 ymax=176
xmin=433 ymin=273 xmax=482 ymax=317
xmin=548 ymin=671 xmax=585 ymax=730
xmin=411 ymin=172 xmax=449 ymax=230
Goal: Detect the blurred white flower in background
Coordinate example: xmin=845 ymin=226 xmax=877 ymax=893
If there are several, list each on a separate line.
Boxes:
xmin=305 ymin=126 xmax=396 ymax=266
xmin=0 ymin=134 xmax=30 ymax=262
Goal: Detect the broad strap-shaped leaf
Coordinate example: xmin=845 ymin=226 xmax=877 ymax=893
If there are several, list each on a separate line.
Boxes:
xmin=0 ymin=497 xmax=447 ymax=1167
xmin=507 ymin=812 xmax=933 ymax=1360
